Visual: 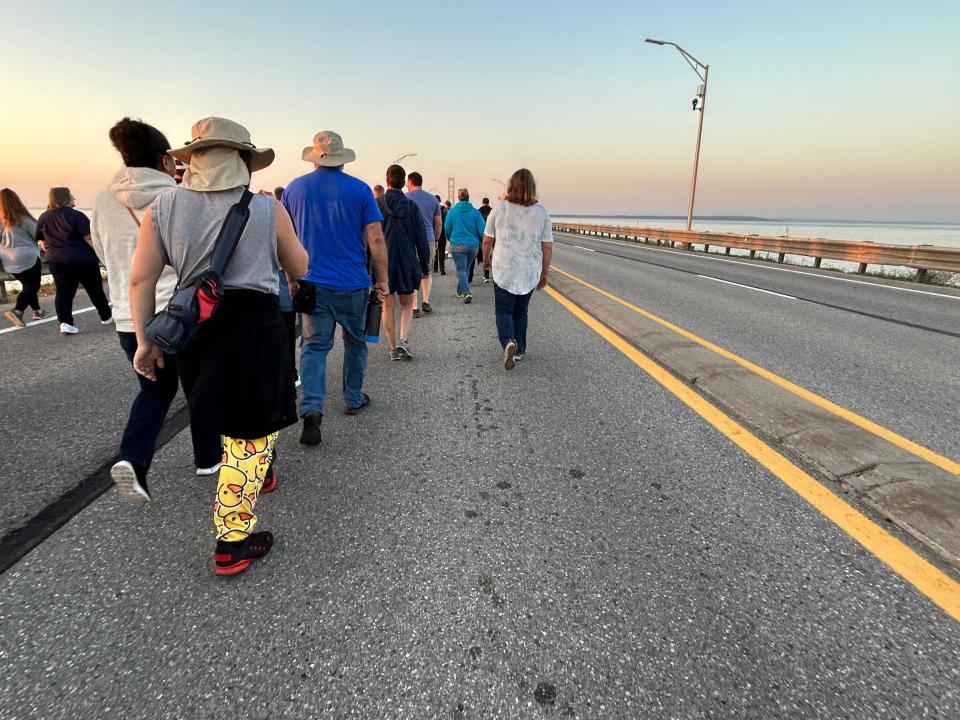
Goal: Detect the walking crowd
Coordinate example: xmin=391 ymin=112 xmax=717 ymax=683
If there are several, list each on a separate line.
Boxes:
xmin=0 ymin=116 xmax=553 ymax=575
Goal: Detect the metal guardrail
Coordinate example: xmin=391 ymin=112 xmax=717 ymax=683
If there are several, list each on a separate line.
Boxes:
xmin=552 ymin=223 xmax=960 ymax=280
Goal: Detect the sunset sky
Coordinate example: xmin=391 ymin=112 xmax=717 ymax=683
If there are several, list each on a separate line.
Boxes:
xmin=1 ymin=0 xmax=957 ymax=222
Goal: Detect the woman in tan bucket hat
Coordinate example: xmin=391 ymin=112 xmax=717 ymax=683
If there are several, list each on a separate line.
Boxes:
xmin=127 ymin=117 xmax=309 ymax=575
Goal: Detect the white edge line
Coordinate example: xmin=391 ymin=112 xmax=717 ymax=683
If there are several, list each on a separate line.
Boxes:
xmin=0 ymin=306 xmax=97 ymax=335
xmin=556 ymin=232 xmax=960 ymax=300
xmin=697 ymin=274 xmax=797 ymax=299
xmin=572 ymin=245 xmax=596 ymax=252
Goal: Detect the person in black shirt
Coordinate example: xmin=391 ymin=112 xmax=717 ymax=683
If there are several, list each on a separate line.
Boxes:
xmin=36 ymin=187 xmax=113 ymax=334
xmin=470 ymin=197 xmax=494 ymax=284
xmin=434 ymin=194 xmax=447 ymax=275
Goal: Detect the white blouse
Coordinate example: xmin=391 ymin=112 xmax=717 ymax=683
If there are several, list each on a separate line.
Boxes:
xmin=484 ymin=201 xmax=553 ymax=295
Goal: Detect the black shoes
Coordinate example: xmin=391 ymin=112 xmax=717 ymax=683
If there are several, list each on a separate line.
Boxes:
xmin=345 ymin=393 xmax=372 ymax=415
xmin=422 ymin=302 xmax=432 ymax=314
xmin=299 ymin=412 xmax=322 ymax=445
xmin=111 ymin=460 xmax=150 ymax=503
xmin=413 ymin=308 xmax=422 ymax=319
xmin=395 ymin=340 xmax=413 ymax=360
xmin=215 ymin=531 xmax=274 ymax=575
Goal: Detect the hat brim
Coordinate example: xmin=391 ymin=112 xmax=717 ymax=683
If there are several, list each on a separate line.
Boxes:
xmin=170 ymin=140 xmax=275 ymax=172
xmin=302 ymin=146 xmax=356 ymax=166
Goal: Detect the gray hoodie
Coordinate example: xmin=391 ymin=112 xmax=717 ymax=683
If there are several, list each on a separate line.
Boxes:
xmin=91 ymin=167 xmax=178 ymax=333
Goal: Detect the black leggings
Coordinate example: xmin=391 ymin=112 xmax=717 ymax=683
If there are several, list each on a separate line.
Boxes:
xmin=48 ymin=262 xmax=112 ymax=325
xmin=12 ymin=258 xmax=42 ymax=313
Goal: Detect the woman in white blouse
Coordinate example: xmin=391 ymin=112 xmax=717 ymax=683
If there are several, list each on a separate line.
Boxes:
xmin=481 ymin=168 xmax=553 ymax=370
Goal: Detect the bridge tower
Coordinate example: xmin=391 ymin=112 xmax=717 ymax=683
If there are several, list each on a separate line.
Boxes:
xmin=447 ymin=177 xmax=455 ymax=204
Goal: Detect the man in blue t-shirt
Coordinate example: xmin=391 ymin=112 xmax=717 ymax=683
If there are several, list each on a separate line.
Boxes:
xmin=282 ymin=131 xmax=388 ymax=446
xmin=404 ymin=172 xmax=442 ymax=316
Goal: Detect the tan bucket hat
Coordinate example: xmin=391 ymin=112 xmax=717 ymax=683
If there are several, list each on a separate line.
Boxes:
xmin=170 ymin=117 xmax=275 ymax=171
xmin=302 ymin=131 xmax=356 ymax=166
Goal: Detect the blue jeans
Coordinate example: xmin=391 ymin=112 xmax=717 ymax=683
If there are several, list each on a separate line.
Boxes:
xmin=451 ymin=245 xmax=479 ymax=295
xmin=493 ymin=283 xmax=533 ymax=355
xmin=117 ymin=332 xmax=221 ymax=471
xmin=300 ymin=286 xmax=369 ymax=416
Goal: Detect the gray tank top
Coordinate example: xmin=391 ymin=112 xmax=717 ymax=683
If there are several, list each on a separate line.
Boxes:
xmin=151 ymin=187 xmax=279 ymax=294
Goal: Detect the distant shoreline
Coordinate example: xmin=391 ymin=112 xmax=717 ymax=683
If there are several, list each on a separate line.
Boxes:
xmin=551 ymin=214 xmax=958 ymax=227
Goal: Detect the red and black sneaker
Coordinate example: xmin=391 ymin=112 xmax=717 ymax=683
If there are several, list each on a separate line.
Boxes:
xmin=260 ymin=466 xmax=277 ymax=494
xmin=214 ymin=531 xmax=274 ymax=576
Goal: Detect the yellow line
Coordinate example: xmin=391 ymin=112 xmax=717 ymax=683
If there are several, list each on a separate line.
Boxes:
xmin=552 ymin=265 xmax=960 ymax=477
xmin=545 ymin=286 xmax=960 ymax=620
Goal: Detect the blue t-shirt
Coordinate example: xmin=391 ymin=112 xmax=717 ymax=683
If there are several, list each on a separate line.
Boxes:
xmin=405 ymin=188 xmax=440 ymax=244
xmin=282 ymin=167 xmax=383 ymax=291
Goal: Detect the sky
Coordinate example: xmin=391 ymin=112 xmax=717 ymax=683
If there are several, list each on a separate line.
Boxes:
xmin=1 ymin=0 xmax=957 ymax=222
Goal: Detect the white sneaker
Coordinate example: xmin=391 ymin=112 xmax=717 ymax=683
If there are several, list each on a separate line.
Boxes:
xmin=195 ymin=463 xmax=222 ymax=477
xmin=295 ymin=375 xmax=302 ymax=389
xmin=101 ymin=317 xmax=114 ymax=325
xmin=60 ymin=323 xmax=79 ymax=334
xmin=111 ymin=460 xmax=150 ymax=504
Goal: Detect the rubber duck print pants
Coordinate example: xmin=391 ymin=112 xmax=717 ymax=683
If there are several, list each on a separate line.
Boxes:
xmin=214 ymin=433 xmax=278 ymax=542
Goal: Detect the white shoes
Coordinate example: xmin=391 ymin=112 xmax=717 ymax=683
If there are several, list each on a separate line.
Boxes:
xmin=59 ymin=323 xmax=79 ymax=334
xmin=101 ymin=317 xmax=114 ymax=325
xmin=195 ymin=463 xmax=222 ymax=477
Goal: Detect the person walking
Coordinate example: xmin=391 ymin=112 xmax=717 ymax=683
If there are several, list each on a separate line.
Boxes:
xmin=444 ymin=188 xmax=486 ymax=303
xmin=0 ymin=189 xmax=46 ymax=327
xmin=91 ymin=117 xmax=223 ymax=490
xmin=481 ymin=169 xmax=553 ymax=370
xmin=273 ymin=185 xmax=297 ymax=383
xmin=128 ymin=117 xmax=308 ymax=575
xmin=282 ymin=131 xmax=388 ymax=446
xmin=404 ymin=171 xmax=441 ymax=316
xmin=476 ymin=196 xmax=493 ymax=283
xmin=36 ymin=187 xmax=113 ymax=334
xmin=377 ymin=165 xmax=430 ymax=360
xmin=433 ymin=194 xmax=448 ymax=275
xmin=373 ymin=184 xmax=385 ymax=200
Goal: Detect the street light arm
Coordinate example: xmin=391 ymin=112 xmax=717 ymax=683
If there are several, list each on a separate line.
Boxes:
xmin=646 ymin=38 xmax=707 ymax=79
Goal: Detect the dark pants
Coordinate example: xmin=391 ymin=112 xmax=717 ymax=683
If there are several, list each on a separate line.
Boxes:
xmin=117 ymin=331 xmax=221 ymax=471
xmin=48 ymin=262 xmax=112 ymax=324
xmin=433 ymin=237 xmax=447 ymax=273
xmin=12 ymin=258 xmax=42 ymax=312
xmin=494 ymin=283 xmax=533 ymax=355
xmin=468 ymin=244 xmax=488 ymax=283
xmin=281 ymin=310 xmax=297 ymax=377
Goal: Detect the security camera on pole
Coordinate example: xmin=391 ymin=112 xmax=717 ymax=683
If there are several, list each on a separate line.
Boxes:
xmin=646 ymin=38 xmax=709 ymax=243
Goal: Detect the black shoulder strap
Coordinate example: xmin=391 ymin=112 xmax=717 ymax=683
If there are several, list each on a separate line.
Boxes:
xmin=207 ymin=189 xmax=254 ymax=279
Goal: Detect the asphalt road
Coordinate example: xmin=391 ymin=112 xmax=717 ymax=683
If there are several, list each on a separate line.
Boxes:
xmin=1 ymin=272 xmax=958 ymax=719
xmin=552 ymin=232 xmax=960 ymax=463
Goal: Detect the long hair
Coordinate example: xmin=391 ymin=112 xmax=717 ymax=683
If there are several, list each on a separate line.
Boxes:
xmin=0 ymin=188 xmax=35 ymax=228
xmin=505 ymin=169 xmax=537 ymax=207
xmin=48 ymin=187 xmax=72 ymax=210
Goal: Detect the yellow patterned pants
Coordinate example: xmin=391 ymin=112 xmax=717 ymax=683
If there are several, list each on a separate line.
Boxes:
xmin=213 ymin=433 xmax=278 ymax=542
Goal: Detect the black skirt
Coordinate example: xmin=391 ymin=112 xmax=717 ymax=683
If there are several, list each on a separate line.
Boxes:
xmin=177 ymin=290 xmax=297 ymax=439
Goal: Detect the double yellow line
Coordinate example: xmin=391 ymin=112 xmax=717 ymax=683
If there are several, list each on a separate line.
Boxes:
xmin=546 ymin=268 xmax=960 ymax=621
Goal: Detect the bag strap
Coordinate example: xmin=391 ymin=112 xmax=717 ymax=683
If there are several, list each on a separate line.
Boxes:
xmin=205 ymin=189 xmax=254 ymax=280
xmin=126 ymin=207 xmax=141 ymax=228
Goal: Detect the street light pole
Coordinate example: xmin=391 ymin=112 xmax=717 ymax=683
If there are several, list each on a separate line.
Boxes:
xmin=392 ymin=152 xmax=418 ymax=164
xmin=646 ymin=38 xmax=709 ymax=233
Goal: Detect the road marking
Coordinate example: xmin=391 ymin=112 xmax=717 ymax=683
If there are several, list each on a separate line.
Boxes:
xmin=553 ymin=265 xmax=960 ymax=477
xmin=555 ymin=232 xmax=960 ymax=301
xmin=573 ymin=245 xmax=596 ymax=252
xmin=546 ymin=284 xmax=960 ymax=621
xmin=0 ymin=306 xmax=97 ymax=336
xmin=697 ymin=274 xmax=797 ymax=299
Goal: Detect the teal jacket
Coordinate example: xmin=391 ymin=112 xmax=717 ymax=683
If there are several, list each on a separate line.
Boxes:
xmin=443 ymin=200 xmax=486 ymax=248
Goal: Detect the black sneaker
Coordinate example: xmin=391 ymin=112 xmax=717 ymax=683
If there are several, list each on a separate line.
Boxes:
xmin=413 ymin=308 xmax=422 ymax=319
xmin=215 ymin=531 xmax=274 ymax=576
xmin=503 ymin=339 xmax=518 ymax=370
xmin=463 ymin=294 xmax=472 ymax=304
xmin=111 ymin=460 xmax=150 ymax=503
xmin=396 ymin=340 xmax=413 ymax=360
xmin=422 ymin=302 xmax=432 ymax=314
xmin=390 ymin=348 xmax=402 ymax=361
xmin=345 ymin=393 xmax=372 ymax=415
xmin=299 ymin=411 xmax=322 ymax=445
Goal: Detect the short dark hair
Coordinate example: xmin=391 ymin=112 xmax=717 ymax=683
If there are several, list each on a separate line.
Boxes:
xmin=458 ymin=188 xmax=469 ymax=201
xmin=434 ymin=194 xmax=441 ymax=202
xmin=407 ymin=171 xmax=423 ymax=187
xmin=482 ymin=197 xmax=490 ymax=204
xmin=273 ymin=186 xmax=284 ymax=201
xmin=108 ymin=117 xmax=171 ymax=171
xmin=386 ymin=164 xmax=406 ymax=189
